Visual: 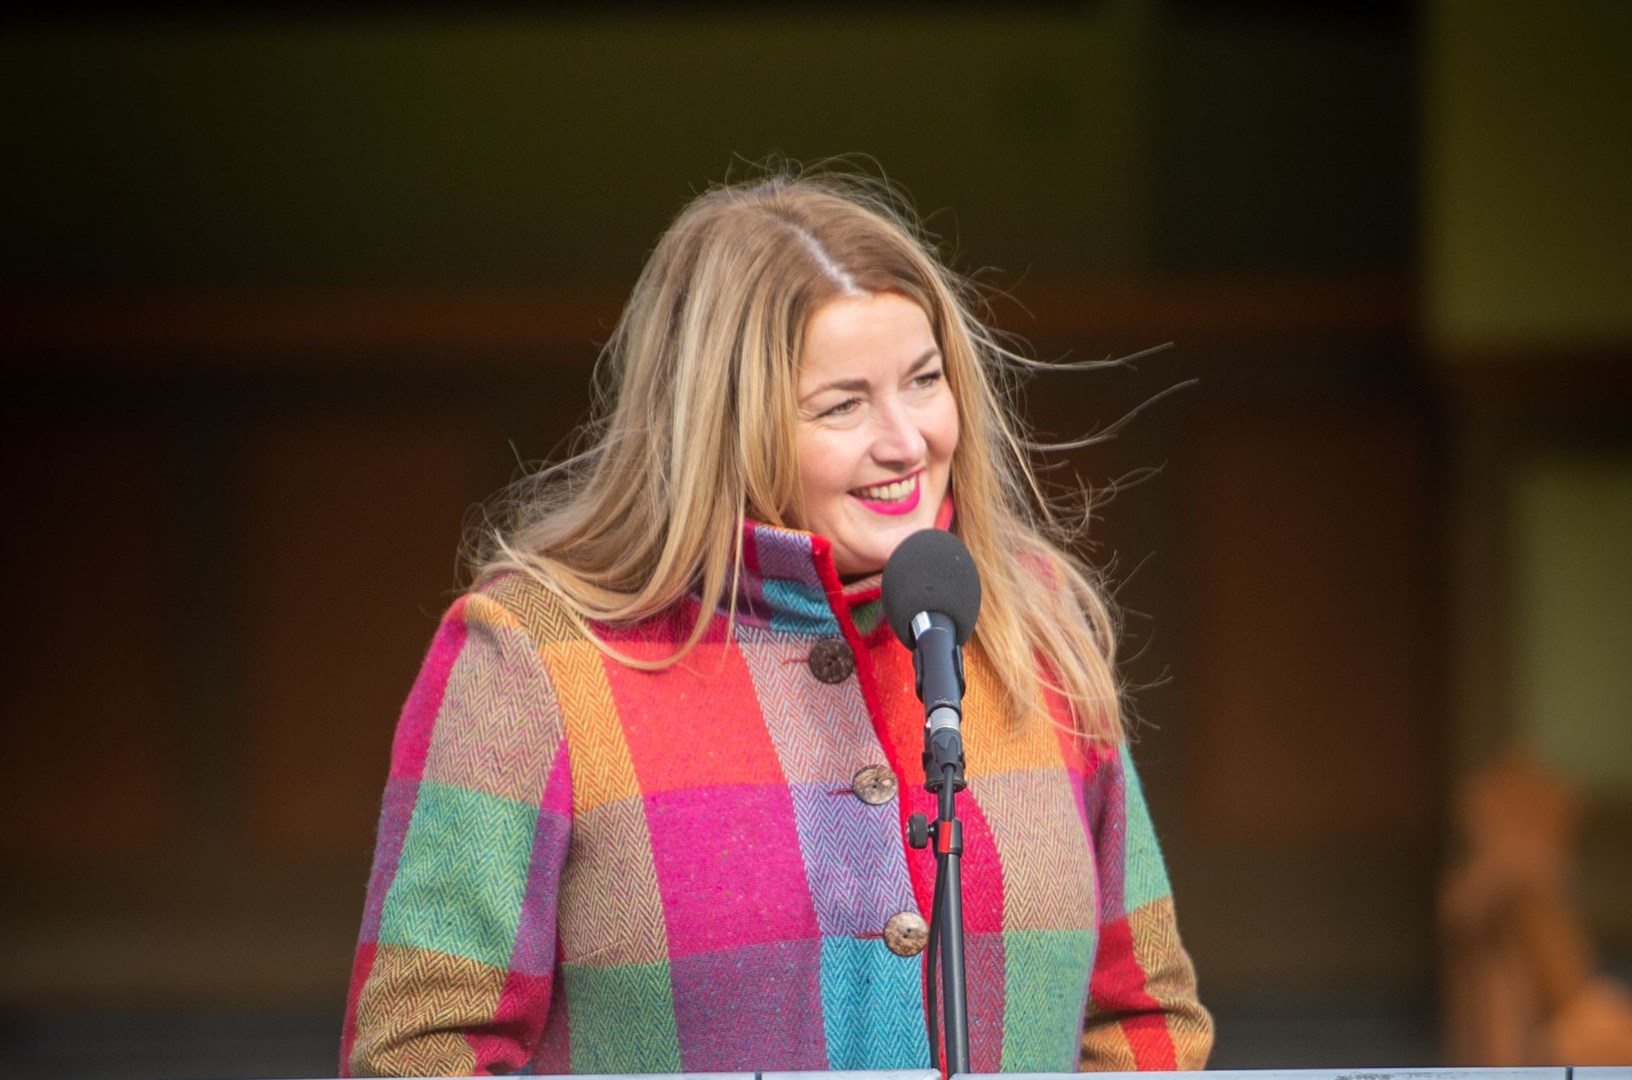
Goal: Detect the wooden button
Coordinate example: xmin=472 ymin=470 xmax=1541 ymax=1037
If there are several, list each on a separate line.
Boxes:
xmin=884 ymin=911 xmax=929 ymax=957
xmin=808 ymin=638 xmax=855 ymax=684
xmin=852 ymin=765 xmax=898 ymax=805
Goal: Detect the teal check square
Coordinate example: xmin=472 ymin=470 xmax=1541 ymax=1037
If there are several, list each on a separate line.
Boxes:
xmin=1120 ymin=746 xmax=1172 ymax=910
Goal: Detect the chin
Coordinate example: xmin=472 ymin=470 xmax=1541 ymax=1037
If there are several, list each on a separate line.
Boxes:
xmin=827 ymin=502 xmax=943 ymax=576
xmin=840 ymin=531 xmax=912 ymax=577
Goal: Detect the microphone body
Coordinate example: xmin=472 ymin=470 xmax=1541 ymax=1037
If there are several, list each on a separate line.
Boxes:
xmin=910 ymin=610 xmax=966 ymax=791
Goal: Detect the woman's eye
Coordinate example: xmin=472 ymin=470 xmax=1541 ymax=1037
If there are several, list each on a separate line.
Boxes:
xmin=913 ymin=369 xmax=945 ymax=389
xmin=819 ymin=398 xmax=861 ymax=418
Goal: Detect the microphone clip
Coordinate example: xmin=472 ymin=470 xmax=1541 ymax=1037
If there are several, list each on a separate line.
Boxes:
xmin=922 ymin=720 xmax=967 ymax=793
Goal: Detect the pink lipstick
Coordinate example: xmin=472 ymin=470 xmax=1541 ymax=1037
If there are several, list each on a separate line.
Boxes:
xmin=850 ymin=473 xmax=922 ymax=516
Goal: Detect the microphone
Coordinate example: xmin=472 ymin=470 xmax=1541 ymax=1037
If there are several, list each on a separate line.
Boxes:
xmin=882 ymin=529 xmax=982 ymax=789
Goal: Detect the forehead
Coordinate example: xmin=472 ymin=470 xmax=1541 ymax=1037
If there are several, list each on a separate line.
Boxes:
xmin=799 ymin=292 xmax=937 ymax=381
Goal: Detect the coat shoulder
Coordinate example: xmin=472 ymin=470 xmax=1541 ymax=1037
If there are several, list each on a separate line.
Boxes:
xmin=469 ymin=569 xmax=593 ymax=649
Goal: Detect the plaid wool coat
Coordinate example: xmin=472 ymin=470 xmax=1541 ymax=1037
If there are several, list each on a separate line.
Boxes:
xmin=343 ymin=520 xmax=1213 ymax=1076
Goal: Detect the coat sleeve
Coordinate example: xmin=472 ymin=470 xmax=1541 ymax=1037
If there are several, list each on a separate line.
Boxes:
xmin=342 ymin=591 xmax=573 ymax=1077
xmin=1080 ymin=743 xmax=1214 ymax=1071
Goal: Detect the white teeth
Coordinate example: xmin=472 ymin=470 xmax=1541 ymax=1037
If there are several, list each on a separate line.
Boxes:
xmin=854 ymin=477 xmax=915 ymax=502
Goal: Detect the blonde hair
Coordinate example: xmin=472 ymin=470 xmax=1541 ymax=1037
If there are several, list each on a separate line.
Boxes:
xmin=478 ymin=169 xmax=1124 ymax=742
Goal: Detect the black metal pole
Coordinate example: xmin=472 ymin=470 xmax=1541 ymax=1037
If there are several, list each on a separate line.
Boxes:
xmin=936 ymin=768 xmax=970 ymax=1077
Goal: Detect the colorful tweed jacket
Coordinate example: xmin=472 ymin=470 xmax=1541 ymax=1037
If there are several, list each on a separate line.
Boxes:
xmin=343 ymin=521 xmax=1212 ymax=1076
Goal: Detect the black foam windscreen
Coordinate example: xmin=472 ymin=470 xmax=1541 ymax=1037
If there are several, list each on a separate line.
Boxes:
xmin=881 ymin=529 xmax=983 ymax=648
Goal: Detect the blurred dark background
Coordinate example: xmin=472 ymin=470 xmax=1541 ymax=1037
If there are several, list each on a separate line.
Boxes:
xmin=2 ymin=3 xmax=1629 ymax=1077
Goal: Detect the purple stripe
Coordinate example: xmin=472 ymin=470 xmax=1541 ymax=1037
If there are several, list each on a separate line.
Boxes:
xmin=512 ymin=749 xmax=573 ymax=976
xmin=358 ymin=776 xmax=419 ymax=942
xmin=671 ymin=938 xmax=827 ymax=1071
xmin=789 ymin=781 xmax=915 ymax=937
xmin=754 ymin=527 xmax=824 ymax=588
xmin=1087 ymin=751 xmax=1127 ymax=920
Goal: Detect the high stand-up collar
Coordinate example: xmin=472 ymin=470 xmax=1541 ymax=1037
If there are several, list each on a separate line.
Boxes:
xmin=727 ymin=496 xmax=955 ymax=639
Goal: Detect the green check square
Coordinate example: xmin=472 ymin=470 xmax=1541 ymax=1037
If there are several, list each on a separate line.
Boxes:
xmin=377 ymin=780 xmax=537 ymax=968
xmin=564 ymin=961 xmax=682 ymax=1074
xmin=1002 ymin=928 xmax=1095 ymax=1072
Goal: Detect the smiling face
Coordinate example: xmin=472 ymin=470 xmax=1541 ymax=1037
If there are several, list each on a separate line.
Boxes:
xmin=795 ymin=291 xmax=960 ymax=578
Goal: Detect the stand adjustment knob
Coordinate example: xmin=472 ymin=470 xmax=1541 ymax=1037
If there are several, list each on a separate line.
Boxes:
xmin=907 ymin=812 xmax=929 ymax=849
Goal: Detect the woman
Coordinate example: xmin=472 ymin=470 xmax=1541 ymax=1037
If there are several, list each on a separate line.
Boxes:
xmin=343 ymin=171 xmax=1213 ymax=1076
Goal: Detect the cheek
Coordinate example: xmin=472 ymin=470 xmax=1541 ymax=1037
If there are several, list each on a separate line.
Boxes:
xmin=795 ymin=429 xmax=846 ymax=507
xmin=933 ymin=401 xmax=961 ymax=461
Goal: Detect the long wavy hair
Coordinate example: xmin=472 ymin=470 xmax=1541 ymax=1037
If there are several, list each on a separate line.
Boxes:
xmin=477 ymin=169 xmax=1124 ymax=742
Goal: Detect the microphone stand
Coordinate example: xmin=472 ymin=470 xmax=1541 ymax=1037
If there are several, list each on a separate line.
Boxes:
xmin=906 ymin=613 xmax=970 ymax=1078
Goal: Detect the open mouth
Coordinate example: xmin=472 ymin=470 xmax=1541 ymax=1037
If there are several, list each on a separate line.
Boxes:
xmin=850 ymin=472 xmax=922 ymax=515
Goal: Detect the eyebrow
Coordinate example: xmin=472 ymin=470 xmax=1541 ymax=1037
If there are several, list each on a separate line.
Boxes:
xmin=800 ymin=347 xmax=942 ymax=401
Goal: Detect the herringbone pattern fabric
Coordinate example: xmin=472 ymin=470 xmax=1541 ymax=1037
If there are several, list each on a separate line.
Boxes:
xmin=343 ymin=520 xmax=1212 ymax=1076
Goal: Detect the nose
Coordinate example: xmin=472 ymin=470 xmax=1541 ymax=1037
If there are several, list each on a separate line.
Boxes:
xmin=870 ymin=400 xmax=927 ymax=467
